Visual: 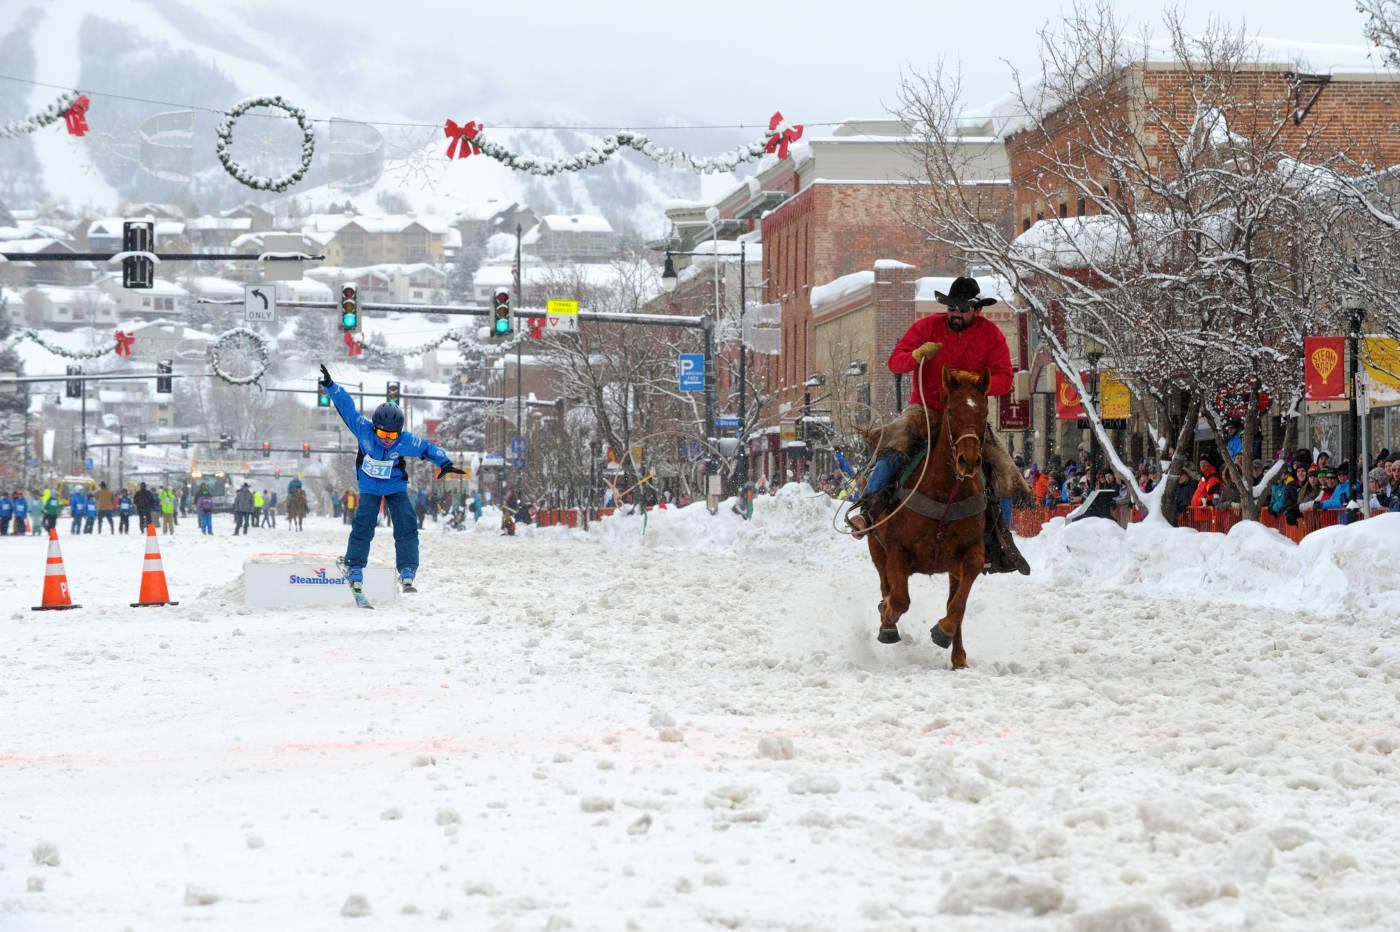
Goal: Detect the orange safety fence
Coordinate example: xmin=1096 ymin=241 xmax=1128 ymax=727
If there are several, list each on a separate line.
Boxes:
xmin=1011 ymin=500 xmax=1357 ymax=541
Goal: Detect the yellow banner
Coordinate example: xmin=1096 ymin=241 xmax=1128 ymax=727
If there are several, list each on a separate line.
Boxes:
xmin=1363 ymin=337 xmax=1400 ymax=392
xmin=1100 ymin=372 xmax=1132 ymax=419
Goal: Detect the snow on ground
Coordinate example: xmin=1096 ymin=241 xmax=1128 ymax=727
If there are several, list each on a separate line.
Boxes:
xmin=4 ymin=488 xmax=1400 ymax=929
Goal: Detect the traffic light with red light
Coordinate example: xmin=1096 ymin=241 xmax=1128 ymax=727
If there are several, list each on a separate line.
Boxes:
xmin=262 ymin=441 xmax=271 ymax=458
xmin=302 ymin=442 xmax=311 ymax=459
xmin=492 ymin=290 xmax=511 ymax=336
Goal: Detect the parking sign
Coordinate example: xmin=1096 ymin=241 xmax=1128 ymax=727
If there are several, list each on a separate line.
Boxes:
xmin=678 ymin=353 xmax=704 ymax=392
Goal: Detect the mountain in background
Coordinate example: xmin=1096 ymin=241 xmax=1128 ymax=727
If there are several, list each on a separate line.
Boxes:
xmin=0 ymin=1 xmax=750 ymax=235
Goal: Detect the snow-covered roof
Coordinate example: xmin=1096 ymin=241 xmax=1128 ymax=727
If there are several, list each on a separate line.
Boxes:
xmin=915 ymin=275 xmax=1017 ymax=305
xmin=539 ymin=214 xmax=613 ymax=234
xmin=30 ymin=286 xmax=118 ymax=305
xmin=187 ymin=216 xmax=253 ymax=232
xmin=304 ymin=213 xmax=453 ymax=235
xmin=0 ymin=237 xmax=72 ymax=253
xmin=811 ymin=271 xmax=875 ymax=312
xmin=187 ymin=277 xmax=245 ymax=299
xmin=87 ymin=218 xmax=185 ymax=238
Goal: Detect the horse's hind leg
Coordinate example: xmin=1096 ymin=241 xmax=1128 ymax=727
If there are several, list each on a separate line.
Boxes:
xmin=877 ymin=547 xmax=912 ymax=644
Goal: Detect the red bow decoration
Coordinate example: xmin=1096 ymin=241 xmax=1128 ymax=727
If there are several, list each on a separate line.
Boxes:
xmin=444 ymin=119 xmax=481 ymax=160
xmin=114 ymin=329 xmax=134 ymax=356
xmin=343 ymin=332 xmax=362 ymax=356
xmin=764 ymin=111 xmax=803 ymax=160
xmin=528 ymin=318 xmax=544 ymax=340
xmin=63 ymin=94 xmax=91 ymax=137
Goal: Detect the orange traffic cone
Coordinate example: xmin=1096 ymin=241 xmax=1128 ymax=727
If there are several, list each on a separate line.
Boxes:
xmin=131 ymin=523 xmax=178 ymax=607
xmin=32 ymin=527 xmax=81 ymax=611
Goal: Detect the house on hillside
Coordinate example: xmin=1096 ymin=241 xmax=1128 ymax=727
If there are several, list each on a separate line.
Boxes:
xmin=0 ymin=237 xmax=94 ymax=287
xmin=522 ymin=215 xmax=617 ymax=262
xmin=18 ymin=286 xmax=120 ymax=329
xmin=94 ymin=275 xmax=188 ymax=320
xmin=86 ymin=218 xmax=189 ymax=253
xmin=308 ymin=213 xmax=459 ymax=266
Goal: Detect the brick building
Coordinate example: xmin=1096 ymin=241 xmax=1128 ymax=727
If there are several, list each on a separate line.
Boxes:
xmin=1006 ymin=61 xmax=1400 ymax=471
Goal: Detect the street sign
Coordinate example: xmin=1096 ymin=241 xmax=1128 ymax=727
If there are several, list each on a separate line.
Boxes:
xmin=546 ymin=299 xmax=579 ymax=333
xmin=84 ymin=457 xmax=94 ymax=470
xmin=482 ymin=453 xmax=504 ymax=466
xmin=715 ymin=416 xmax=740 ymax=428
xmin=510 ymin=437 xmax=526 ymax=455
xmin=244 ymin=284 xmax=276 ymax=322
xmin=512 ymin=457 xmax=526 ymax=469
xmin=678 ymin=353 xmax=704 ymax=392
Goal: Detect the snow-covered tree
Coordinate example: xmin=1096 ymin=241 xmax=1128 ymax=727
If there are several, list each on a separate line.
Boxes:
xmin=897 ymin=4 xmax=1347 ymax=521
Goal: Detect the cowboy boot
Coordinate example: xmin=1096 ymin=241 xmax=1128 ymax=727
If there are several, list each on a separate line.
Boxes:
xmin=847 ymin=491 xmax=888 ymax=539
xmin=982 ymin=503 xmax=1030 ymax=575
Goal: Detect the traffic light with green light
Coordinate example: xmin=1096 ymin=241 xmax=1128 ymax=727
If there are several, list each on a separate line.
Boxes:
xmin=339 ymin=283 xmax=360 ymax=332
xmin=492 ymin=290 xmax=511 ymax=336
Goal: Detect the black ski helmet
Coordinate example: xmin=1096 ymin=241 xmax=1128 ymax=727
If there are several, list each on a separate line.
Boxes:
xmin=372 ymin=402 xmax=405 ymax=433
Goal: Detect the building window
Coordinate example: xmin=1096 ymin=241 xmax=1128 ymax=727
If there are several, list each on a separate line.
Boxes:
xmin=1059 ymin=202 xmax=1067 ymax=219
xmin=1077 ymin=196 xmax=1086 ymax=216
xmin=1023 ymin=218 xmax=1031 ymax=232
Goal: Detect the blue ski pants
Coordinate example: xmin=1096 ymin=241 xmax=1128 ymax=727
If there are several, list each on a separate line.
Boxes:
xmin=345 ymin=490 xmax=418 ymax=576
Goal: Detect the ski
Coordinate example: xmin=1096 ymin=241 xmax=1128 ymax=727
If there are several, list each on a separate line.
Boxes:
xmin=336 ymin=558 xmax=375 ymax=610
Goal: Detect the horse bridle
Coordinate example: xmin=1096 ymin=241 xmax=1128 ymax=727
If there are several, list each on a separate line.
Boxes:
xmin=945 ymin=401 xmax=982 ymax=482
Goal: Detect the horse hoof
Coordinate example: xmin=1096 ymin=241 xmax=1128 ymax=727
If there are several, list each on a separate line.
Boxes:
xmin=877 ymin=629 xmax=901 ymax=644
xmin=929 ymin=624 xmax=953 ymax=649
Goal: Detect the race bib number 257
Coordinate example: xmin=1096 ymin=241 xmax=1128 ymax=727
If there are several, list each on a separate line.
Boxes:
xmin=361 ymin=455 xmax=396 ymax=479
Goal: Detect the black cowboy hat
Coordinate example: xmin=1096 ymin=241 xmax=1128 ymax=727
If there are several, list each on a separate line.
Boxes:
xmin=934 ymin=276 xmax=998 ymax=311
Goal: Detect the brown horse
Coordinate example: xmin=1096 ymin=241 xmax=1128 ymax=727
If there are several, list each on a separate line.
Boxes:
xmin=286 ymin=488 xmax=308 ymax=531
xmin=866 ymin=367 xmax=990 ymax=669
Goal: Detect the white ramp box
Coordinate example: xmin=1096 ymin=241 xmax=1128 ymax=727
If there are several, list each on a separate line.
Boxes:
xmin=242 ymin=553 xmax=398 ymax=607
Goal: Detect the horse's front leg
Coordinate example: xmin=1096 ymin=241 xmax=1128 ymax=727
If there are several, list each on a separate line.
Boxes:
xmin=932 ymin=553 xmax=979 ymax=669
xmin=877 ymin=544 xmax=912 ymax=644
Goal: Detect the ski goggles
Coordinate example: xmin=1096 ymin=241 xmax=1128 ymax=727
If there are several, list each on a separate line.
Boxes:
xmin=375 ymin=428 xmax=400 ymax=441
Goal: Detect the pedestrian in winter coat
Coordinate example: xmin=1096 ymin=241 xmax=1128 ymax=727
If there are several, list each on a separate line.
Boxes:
xmin=262 ymin=490 xmax=277 ymax=527
xmin=96 ymin=481 xmax=115 ymax=533
xmin=160 ymin=488 xmax=176 ymax=534
xmin=12 ymin=491 xmax=28 ymax=535
xmin=197 ymin=487 xmax=214 ymax=534
xmin=42 ymin=488 xmax=60 ymax=531
xmin=233 ymin=483 xmax=255 ymax=535
xmin=0 ymin=492 xmax=11 ymax=535
xmin=320 ymin=363 xmax=461 ymax=591
xmin=68 ymin=490 xmax=86 ymax=535
xmin=116 ymin=490 xmax=132 ymax=533
xmin=133 ymin=482 xmax=156 ymax=531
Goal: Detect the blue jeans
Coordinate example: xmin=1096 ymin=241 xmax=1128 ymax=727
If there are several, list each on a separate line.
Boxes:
xmin=865 ymin=451 xmax=908 ymax=499
xmin=345 ymin=490 xmax=418 ymax=577
xmin=199 ymin=512 xmax=213 ymax=534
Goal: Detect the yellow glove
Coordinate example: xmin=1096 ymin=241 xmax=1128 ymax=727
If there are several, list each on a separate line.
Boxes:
xmin=911 ymin=341 xmax=942 ymax=363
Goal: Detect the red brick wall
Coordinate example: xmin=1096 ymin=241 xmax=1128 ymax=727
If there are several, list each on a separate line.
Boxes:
xmin=761 ymin=181 xmax=1012 ymax=414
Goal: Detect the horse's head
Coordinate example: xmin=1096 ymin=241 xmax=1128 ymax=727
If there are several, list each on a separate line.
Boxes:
xmin=941 ymin=366 xmax=991 ymax=481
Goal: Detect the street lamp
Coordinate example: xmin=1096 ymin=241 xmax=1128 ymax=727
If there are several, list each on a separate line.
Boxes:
xmin=1342 ymin=288 xmax=1367 ymax=510
xmin=1083 ymin=335 xmax=1105 ymax=472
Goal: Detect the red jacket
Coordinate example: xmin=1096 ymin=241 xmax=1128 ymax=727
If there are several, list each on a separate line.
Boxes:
xmin=888 ymin=313 xmax=1013 ymax=412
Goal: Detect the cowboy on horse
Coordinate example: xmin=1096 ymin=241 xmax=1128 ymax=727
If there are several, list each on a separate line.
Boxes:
xmin=847 ymin=275 xmax=1031 ymax=575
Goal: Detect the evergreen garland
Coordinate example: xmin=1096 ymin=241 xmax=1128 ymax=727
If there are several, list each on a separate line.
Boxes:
xmin=215 ymin=96 xmax=316 ymax=192
xmin=0 ymin=92 xmax=81 ymax=140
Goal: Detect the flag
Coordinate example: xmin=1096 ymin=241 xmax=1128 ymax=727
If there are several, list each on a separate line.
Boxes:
xmin=1055 ymin=370 xmax=1086 ymax=420
xmin=1304 ymin=336 xmax=1347 ymax=401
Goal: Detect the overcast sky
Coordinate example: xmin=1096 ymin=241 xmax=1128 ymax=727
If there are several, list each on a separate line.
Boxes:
xmin=321 ymin=0 xmax=1388 ymax=134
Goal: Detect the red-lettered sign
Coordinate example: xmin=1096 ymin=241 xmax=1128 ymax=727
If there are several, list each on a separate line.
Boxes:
xmin=1305 ymin=336 xmax=1347 ymax=401
xmin=998 ymin=395 xmax=1031 ymax=430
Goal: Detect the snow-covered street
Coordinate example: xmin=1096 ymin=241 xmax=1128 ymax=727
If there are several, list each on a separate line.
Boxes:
xmin=4 ymin=489 xmax=1400 ymax=930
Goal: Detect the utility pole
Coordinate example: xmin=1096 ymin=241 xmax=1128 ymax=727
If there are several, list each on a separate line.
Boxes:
xmin=736 ymin=240 xmax=748 ymax=493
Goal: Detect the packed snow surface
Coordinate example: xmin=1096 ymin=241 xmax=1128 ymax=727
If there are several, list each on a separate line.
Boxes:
xmin=4 ymin=486 xmax=1400 ymax=929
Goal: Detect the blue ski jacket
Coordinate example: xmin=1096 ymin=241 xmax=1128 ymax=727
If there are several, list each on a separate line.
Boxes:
xmin=327 ymin=380 xmax=451 ymax=495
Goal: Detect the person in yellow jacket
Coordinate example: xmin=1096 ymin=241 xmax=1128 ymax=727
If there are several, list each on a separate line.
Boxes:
xmin=252 ymin=489 xmax=265 ymax=529
xmin=160 ymin=487 xmax=176 ymax=534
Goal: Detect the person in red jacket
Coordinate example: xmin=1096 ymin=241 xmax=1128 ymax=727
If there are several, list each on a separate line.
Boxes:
xmin=847 ymin=276 xmax=1029 ymax=574
xmin=1190 ymin=456 xmax=1224 ymax=508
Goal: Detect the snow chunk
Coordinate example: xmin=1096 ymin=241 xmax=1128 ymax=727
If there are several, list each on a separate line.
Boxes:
xmin=937 ymin=869 xmax=1064 ymax=916
xmin=1070 ymin=902 xmax=1172 ymax=932
xmin=30 ymin=842 xmax=60 ymax=867
xmin=184 ymin=884 xmax=220 ymax=906
xmin=757 ymin=735 xmax=795 ymax=759
xmin=341 ymin=895 xmax=372 ymax=917
xmin=580 ymin=796 xmax=614 ymax=812
xmin=787 ymin=774 xmax=840 ymax=795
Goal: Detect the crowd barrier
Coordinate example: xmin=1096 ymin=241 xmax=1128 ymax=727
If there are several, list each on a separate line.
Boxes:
xmin=1010 ymin=500 xmax=1354 ymax=541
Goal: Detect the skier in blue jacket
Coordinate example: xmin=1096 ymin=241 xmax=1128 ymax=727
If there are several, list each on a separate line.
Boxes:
xmin=320 ymin=364 xmax=462 ymax=593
